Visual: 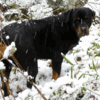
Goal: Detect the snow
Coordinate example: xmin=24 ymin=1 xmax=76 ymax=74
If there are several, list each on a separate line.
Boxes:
xmin=0 ymin=61 xmax=5 ymax=70
xmin=0 ymin=0 xmax=100 ymax=100
xmin=4 ymin=0 xmax=34 ymax=8
xmin=6 ymin=35 xmax=10 ymax=40
xmin=28 ymin=3 xmax=52 ymax=19
xmin=3 ymin=42 xmax=17 ymax=58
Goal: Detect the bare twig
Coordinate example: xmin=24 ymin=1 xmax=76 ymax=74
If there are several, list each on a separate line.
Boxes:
xmin=88 ymin=2 xmax=100 ymax=5
xmin=86 ymin=88 xmax=100 ymax=96
xmin=32 ymin=83 xmax=47 ymax=100
xmin=0 ymin=70 xmax=16 ymax=100
xmin=0 ymin=71 xmax=10 ymax=96
xmin=0 ymin=86 xmax=5 ymax=100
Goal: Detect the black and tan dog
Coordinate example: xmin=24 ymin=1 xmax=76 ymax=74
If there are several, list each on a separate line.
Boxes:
xmin=1 ymin=7 xmax=95 ymax=96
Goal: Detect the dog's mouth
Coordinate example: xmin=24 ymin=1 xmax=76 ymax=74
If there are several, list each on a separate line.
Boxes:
xmin=76 ymin=25 xmax=89 ymax=37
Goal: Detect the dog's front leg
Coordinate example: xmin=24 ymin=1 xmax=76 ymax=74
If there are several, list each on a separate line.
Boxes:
xmin=52 ymin=53 xmax=63 ymax=80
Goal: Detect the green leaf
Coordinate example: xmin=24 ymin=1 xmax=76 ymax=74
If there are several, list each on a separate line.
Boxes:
xmin=61 ymin=53 xmax=74 ymax=65
xmin=71 ymin=66 xmax=73 ymax=79
xmin=92 ymin=60 xmax=97 ymax=73
xmin=78 ymin=74 xmax=85 ymax=80
xmin=96 ymin=74 xmax=99 ymax=80
xmin=89 ymin=64 xmax=91 ymax=69
xmin=82 ymin=87 xmax=86 ymax=92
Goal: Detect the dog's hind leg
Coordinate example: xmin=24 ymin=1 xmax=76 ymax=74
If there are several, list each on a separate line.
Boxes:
xmin=1 ymin=59 xmax=12 ymax=96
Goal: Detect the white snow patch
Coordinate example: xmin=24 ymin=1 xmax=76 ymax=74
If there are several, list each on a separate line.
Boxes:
xmin=3 ymin=42 xmax=17 ymax=59
xmin=0 ymin=61 xmax=5 ymax=70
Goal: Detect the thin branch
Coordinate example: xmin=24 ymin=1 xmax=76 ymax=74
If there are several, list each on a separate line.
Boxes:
xmin=32 ymin=83 xmax=47 ymax=100
xmin=0 ymin=71 xmax=10 ymax=96
xmin=86 ymin=88 xmax=100 ymax=96
xmin=0 ymin=86 xmax=5 ymax=100
xmin=88 ymin=2 xmax=100 ymax=5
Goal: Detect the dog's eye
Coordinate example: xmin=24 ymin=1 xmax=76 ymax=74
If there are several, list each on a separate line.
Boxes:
xmin=77 ymin=17 xmax=80 ymax=20
xmin=85 ymin=16 xmax=88 ymax=19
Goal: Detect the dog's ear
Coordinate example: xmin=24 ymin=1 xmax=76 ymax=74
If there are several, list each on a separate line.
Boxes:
xmin=91 ymin=10 xmax=95 ymax=21
xmin=66 ymin=9 xmax=73 ymax=22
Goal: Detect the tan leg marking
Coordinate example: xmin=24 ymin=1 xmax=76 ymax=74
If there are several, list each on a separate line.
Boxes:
xmin=52 ymin=70 xmax=59 ymax=80
xmin=49 ymin=60 xmax=52 ymax=67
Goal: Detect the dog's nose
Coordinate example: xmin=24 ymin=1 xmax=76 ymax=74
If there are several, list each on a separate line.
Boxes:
xmin=81 ymin=27 xmax=86 ymax=32
xmin=81 ymin=27 xmax=87 ymax=35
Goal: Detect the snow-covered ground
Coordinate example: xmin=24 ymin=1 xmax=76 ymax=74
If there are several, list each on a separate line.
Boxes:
xmin=0 ymin=0 xmax=100 ymax=100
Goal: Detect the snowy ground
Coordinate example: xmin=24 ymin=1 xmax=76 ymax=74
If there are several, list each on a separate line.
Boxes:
xmin=0 ymin=0 xmax=100 ymax=100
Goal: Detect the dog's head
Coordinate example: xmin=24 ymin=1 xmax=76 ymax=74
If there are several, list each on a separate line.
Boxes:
xmin=66 ymin=7 xmax=95 ymax=37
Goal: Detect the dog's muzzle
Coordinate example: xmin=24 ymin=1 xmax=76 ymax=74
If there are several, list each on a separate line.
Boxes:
xmin=81 ymin=26 xmax=87 ymax=34
xmin=76 ymin=25 xmax=89 ymax=37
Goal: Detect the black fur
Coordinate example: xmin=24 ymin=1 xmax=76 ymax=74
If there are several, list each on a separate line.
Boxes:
xmin=1 ymin=7 xmax=95 ymax=93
